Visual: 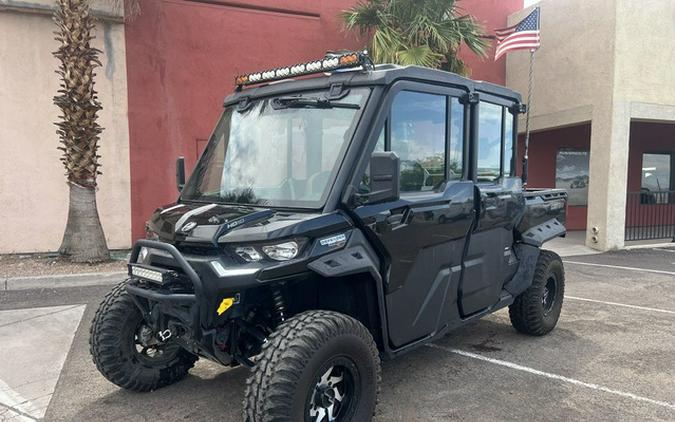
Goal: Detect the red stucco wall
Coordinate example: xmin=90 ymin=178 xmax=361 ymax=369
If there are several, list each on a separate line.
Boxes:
xmin=125 ymin=0 xmax=523 ymax=240
xmin=517 ymin=124 xmax=592 ymax=231
xmin=459 ymin=0 xmax=523 ymax=85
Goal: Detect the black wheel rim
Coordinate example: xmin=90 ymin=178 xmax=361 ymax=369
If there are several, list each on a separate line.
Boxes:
xmin=132 ymin=321 xmax=180 ymax=366
xmin=306 ymin=357 xmax=358 ymax=422
xmin=542 ymin=274 xmax=557 ymax=316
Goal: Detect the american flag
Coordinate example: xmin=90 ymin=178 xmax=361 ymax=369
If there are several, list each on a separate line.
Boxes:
xmin=494 ymin=8 xmax=540 ymax=60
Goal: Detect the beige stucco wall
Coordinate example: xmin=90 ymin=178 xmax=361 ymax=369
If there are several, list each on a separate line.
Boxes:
xmin=0 ymin=3 xmax=131 ymax=253
xmin=506 ymin=0 xmax=675 ymax=250
xmin=506 ymin=0 xmax=617 ymax=131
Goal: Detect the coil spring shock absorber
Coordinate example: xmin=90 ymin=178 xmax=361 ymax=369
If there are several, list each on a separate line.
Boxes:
xmin=271 ymin=286 xmax=286 ymax=324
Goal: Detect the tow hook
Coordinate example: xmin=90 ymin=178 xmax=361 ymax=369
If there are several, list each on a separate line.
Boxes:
xmin=157 ymin=329 xmax=173 ymax=342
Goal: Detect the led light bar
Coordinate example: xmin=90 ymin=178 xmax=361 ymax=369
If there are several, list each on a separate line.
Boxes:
xmin=235 ymin=50 xmax=371 ymax=87
xmin=129 ymin=264 xmax=172 ymax=284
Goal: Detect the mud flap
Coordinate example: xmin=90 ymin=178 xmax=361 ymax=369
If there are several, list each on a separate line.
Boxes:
xmin=503 ymin=243 xmax=540 ymax=297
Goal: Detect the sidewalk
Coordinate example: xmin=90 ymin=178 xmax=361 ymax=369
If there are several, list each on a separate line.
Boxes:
xmin=546 ymin=230 xmax=600 ymax=257
xmin=1 ymin=271 xmax=125 ymax=291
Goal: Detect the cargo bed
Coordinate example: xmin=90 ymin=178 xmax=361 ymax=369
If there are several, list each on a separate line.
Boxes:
xmin=517 ymin=188 xmax=568 ymax=235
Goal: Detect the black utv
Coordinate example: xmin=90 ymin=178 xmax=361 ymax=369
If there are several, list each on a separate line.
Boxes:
xmin=90 ymin=51 xmax=568 ymax=421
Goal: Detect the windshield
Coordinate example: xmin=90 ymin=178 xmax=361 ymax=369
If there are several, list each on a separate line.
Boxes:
xmin=181 ymin=89 xmax=369 ymax=208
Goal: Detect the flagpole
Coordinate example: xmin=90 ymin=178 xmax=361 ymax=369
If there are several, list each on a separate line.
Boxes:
xmin=522 ymin=48 xmax=535 ymax=186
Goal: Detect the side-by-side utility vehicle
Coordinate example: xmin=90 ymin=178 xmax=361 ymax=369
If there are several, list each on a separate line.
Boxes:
xmin=90 ymin=51 xmax=568 ymax=422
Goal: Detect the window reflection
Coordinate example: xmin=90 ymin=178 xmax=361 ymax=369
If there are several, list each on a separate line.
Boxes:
xmin=449 ymin=97 xmax=464 ymax=180
xmin=477 ymin=102 xmax=503 ymax=182
xmin=391 ymin=91 xmax=446 ymax=192
xmin=504 ymin=111 xmax=514 ymax=176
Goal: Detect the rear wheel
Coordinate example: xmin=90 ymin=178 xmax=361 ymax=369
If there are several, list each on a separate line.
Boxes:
xmin=509 ymin=250 xmax=565 ymax=336
xmin=89 ymin=281 xmax=197 ymax=391
xmin=243 ymin=310 xmax=380 ymax=422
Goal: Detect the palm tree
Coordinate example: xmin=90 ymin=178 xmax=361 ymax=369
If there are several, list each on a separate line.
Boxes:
xmin=53 ymin=0 xmax=109 ymax=262
xmin=342 ymin=0 xmax=489 ymax=74
xmin=52 ymin=0 xmax=140 ymax=262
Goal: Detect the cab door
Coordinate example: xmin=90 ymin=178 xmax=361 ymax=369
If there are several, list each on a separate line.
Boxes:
xmin=458 ymin=97 xmax=523 ymax=315
xmin=352 ymin=83 xmax=473 ymax=348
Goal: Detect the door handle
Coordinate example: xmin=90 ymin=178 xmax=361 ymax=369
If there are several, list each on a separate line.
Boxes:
xmin=386 ymin=213 xmax=403 ymax=225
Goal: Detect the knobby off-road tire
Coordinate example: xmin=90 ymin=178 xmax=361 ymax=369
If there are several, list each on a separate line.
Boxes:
xmin=509 ymin=250 xmax=565 ymax=336
xmin=243 ymin=310 xmax=381 ymax=422
xmin=89 ymin=280 xmax=197 ymax=391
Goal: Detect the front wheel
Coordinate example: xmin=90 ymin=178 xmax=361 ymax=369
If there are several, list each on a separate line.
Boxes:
xmin=89 ymin=281 xmax=198 ymax=391
xmin=509 ymin=250 xmax=565 ymax=336
xmin=243 ymin=310 xmax=381 ymax=422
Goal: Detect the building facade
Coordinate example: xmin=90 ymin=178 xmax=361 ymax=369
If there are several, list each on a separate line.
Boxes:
xmin=123 ymin=0 xmax=523 ymax=242
xmin=507 ymin=0 xmax=675 ymax=250
xmin=0 ymin=0 xmax=131 ymax=253
xmin=1 ymin=0 xmax=521 ymax=253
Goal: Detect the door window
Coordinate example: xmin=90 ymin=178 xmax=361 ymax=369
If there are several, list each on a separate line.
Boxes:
xmin=504 ymin=111 xmax=514 ymax=176
xmin=477 ymin=101 xmax=517 ymax=182
xmin=449 ymin=97 xmax=464 ymax=181
xmin=358 ymin=90 xmax=466 ymax=196
xmin=477 ymin=102 xmax=503 ymax=182
xmin=391 ymin=91 xmax=447 ymax=192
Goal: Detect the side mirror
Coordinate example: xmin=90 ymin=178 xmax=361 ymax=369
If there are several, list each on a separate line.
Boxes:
xmin=176 ymin=156 xmax=186 ymax=192
xmin=363 ymin=151 xmax=400 ymax=204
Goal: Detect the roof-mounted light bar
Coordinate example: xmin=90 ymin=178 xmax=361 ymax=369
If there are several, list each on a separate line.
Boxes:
xmin=234 ymin=50 xmax=372 ymax=88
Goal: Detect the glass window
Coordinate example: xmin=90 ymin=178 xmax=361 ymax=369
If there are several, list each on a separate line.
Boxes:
xmin=504 ymin=111 xmax=514 ymax=176
xmin=448 ymin=98 xmax=464 ymax=180
xmin=391 ymin=91 xmax=447 ymax=192
xmin=374 ymin=126 xmax=385 ymax=151
xmin=181 ymin=89 xmax=369 ymax=208
xmin=641 ymin=153 xmax=672 ymax=204
xmin=555 ymin=150 xmax=590 ymax=206
xmin=477 ymin=102 xmax=503 ymax=182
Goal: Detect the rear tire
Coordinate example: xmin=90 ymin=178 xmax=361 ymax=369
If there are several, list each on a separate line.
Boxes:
xmin=243 ymin=310 xmax=381 ymax=422
xmin=89 ymin=280 xmax=197 ymax=391
xmin=509 ymin=250 xmax=565 ymax=336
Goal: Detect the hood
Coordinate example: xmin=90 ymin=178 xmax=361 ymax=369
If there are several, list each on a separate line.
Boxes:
xmin=147 ymin=202 xmax=351 ymax=245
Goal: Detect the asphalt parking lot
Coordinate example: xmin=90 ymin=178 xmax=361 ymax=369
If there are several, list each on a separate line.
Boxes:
xmin=1 ymin=246 xmax=674 ymax=421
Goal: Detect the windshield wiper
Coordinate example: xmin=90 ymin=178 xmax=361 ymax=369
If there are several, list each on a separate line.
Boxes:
xmin=272 ymin=96 xmax=360 ymax=110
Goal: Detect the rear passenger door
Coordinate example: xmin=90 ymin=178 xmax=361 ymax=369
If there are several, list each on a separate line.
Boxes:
xmin=353 ymin=82 xmax=475 ymax=348
xmin=458 ymin=97 xmax=523 ymax=316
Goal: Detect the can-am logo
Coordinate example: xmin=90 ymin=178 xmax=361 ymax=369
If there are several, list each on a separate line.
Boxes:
xmin=181 ymin=221 xmax=198 ymax=232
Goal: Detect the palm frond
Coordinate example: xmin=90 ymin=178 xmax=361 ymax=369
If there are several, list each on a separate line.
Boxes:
xmin=341 ymin=0 xmax=489 ymax=74
xmin=397 ymin=45 xmax=444 ymax=67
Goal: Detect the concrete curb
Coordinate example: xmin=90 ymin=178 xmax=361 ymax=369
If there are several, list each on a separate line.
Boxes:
xmin=2 ymin=271 xmax=126 ymax=291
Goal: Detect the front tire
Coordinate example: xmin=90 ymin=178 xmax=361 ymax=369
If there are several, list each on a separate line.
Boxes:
xmin=89 ymin=281 xmax=198 ymax=391
xmin=243 ymin=310 xmax=381 ymax=422
xmin=509 ymin=250 xmax=565 ymax=336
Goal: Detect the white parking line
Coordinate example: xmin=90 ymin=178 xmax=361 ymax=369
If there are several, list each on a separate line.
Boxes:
xmin=427 ymin=344 xmax=675 ymax=411
xmin=0 ymin=378 xmax=40 ymax=421
xmin=565 ymin=296 xmax=675 ymax=315
xmin=565 ymin=261 xmax=675 ymax=276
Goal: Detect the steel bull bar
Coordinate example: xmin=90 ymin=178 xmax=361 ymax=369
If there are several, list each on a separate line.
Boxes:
xmin=126 ymin=239 xmax=204 ymax=340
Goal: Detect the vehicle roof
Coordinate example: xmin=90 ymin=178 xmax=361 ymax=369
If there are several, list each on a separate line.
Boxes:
xmin=224 ymin=64 xmax=521 ymax=107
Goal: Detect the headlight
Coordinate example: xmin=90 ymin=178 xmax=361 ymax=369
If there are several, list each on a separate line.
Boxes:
xmin=233 ymin=240 xmax=303 ymax=262
xmin=262 ymin=241 xmax=299 ymax=261
xmin=235 ymin=246 xmax=263 ymax=262
xmin=138 ymin=247 xmax=151 ymax=264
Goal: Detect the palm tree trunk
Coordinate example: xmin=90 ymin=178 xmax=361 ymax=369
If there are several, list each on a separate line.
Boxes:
xmin=53 ymin=0 xmax=110 ymax=262
xmin=59 ymin=184 xmax=110 ymax=262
